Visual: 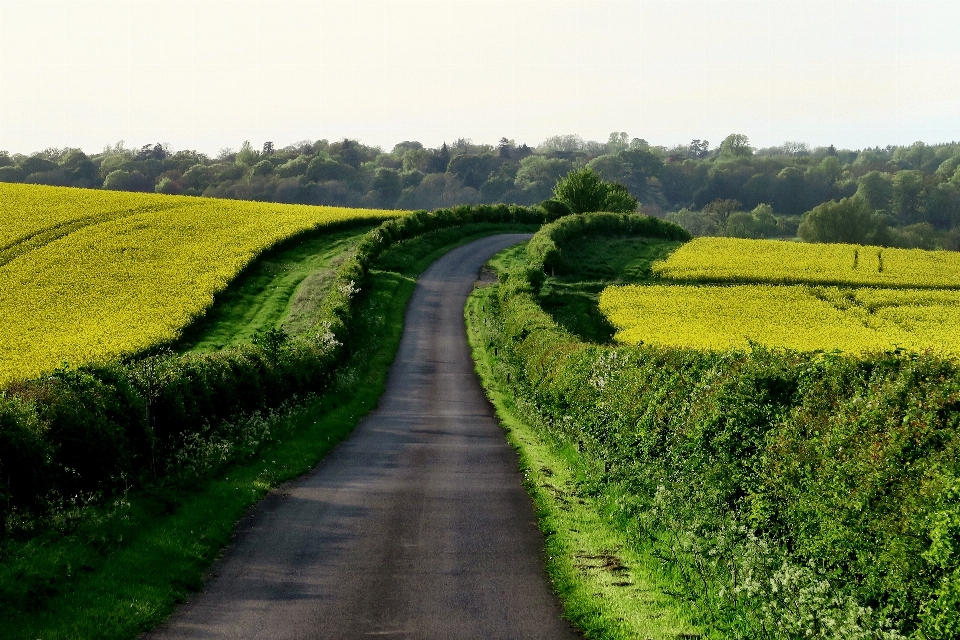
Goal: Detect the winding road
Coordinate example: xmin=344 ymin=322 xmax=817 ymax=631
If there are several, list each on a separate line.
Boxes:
xmin=145 ymin=234 xmax=581 ymax=639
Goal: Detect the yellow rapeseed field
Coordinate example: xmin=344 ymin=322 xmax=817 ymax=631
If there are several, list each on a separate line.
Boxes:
xmin=654 ymin=237 xmax=960 ymax=289
xmin=0 ymin=184 xmax=403 ymax=385
xmin=599 ymin=284 xmax=914 ymax=353
xmin=602 ymin=237 xmax=960 ymax=355
xmin=0 ymin=183 xmax=189 ymax=263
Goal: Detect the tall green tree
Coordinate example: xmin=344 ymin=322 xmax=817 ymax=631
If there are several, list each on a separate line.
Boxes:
xmin=515 ymin=156 xmax=572 ymax=201
xmin=892 ymin=170 xmax=924 ymax=223
xmin=606 ymin=131 xmax=630 ymax=154
xmin=372 ymin=167 xmax=401 ymax=207
xmin=719 ymin=133 xmax=753 ymax=158
xmin=701 ymin=198 xmax=741 ymax=227
xmin=236 ymin=140 xmax=259 ymax=166
xmin=857 ymin=171 xmax=893 ymax=211
xmin=798 ymin=196 xmax=882 ymax=244
xmin=552 ymin=167 xmax=638 ymax=213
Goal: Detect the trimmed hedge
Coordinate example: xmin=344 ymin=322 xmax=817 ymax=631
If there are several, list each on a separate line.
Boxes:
xmin=479 ymin=225 xmax=960 ymax=638
xmin=0 ymin=203 xmax=548 ymax=539
xmin=525 ymin=212 xmax=691 ymax=274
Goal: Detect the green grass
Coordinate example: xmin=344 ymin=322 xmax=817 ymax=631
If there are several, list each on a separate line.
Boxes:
xmin=538 ymin=236 xmax=682 ymax=343
xmin=466 ymin=283 xmax=702 ymax=639
xmin=0 ymin=223 xmax=535 ymax=640
xmin=176 ymin=225 xmax=376 ymax=351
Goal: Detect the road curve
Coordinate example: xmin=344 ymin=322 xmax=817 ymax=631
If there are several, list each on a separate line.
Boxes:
xmin=145 ymin=234 xmax=581 ymax=639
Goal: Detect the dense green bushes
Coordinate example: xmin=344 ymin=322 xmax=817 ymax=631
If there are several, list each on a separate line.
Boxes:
xmin=552 ymin=167 xmax=639 ymax=214
xmin=526 ymin=212 xmax=691 ymax=274
xmin=0 ymin=203 xmax=548 ymax=544
xmin=480 ymin=223 xmax=960 ymax=638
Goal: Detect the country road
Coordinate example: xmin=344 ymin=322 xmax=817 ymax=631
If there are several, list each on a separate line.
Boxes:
xmin=145 ymin=234 xmax=581 ymax=639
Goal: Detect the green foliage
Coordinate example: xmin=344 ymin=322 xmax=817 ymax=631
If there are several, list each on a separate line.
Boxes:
xmin=538 ymin=198 xmax=571 ymax=221
xmin=552 ymin=167 xmax=639 ymax=214
xmin=479 ymin=238 xmax=960 ymax=638
xmin=602 ymin=182 xmax=640 ymax=213
xmin=251 ymin=326 xmax=289 ymax=360
xmin=892 ymin=170 xmax=925 ymax=224
xmin=515 ymin=155 xmax=573 ymax=201
xmin=235 ymin=140 xmax=259 ymax=166
xmin=154 ymin=176 xmax=179 ymax=195
xmin=665 ymin=207 xmax=720 ymax=236
xmin=725 ymin=204 xmax=781 ymax=239
xmin=4 ymin=136 xmax=960 ymax=237
xmin=719 ymin=133 xmax=754 ymax=158
xmin=526 ymin=212 xmax=690 ymax=275
xmin=251 ymin=160 xmax=273 ymax=176
xmin=858 ymin=170 xmax=894 ymax=211
xmin=0 ymin=166 xmax=26 ymax=183
xmin=466 ymin=288 xmax=703 ymax=638
xmin=0 ymin=397 xmax=49 ymax=544
xmin=798 ymin=196 xmax=885 ymax=244
xmin=102 ymin=169 xmax=130 ymax=191
xmin=702 ymin=198 xmax=742 ymax=226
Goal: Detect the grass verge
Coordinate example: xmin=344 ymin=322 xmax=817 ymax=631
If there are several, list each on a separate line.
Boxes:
xmin=538 ymin=236 xmax=682 ymax=343
xmin=176 ymin=224 xmax=377 ymax=351
xmin=1 ymin=224 xmax=534 ymax=640
xmin=465 ymin=253 xmax=703 ymax=640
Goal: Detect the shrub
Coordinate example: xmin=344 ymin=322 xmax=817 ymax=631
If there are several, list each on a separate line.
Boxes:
xmin=539 ymin=199 xmax=571 ymax=221
xmin=0 ymin=396 xmax=49 ymax=535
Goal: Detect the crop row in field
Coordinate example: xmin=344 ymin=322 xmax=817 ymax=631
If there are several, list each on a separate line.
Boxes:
xmin=599 ymin=283 xmax=960 ymax=355
xmin=654 ymin=236 xmax=960 ymax=288
xmin=0 ymin=184 xmax=187 ymax=250
xmin=0 ymin=184 xmax=402 ymax=386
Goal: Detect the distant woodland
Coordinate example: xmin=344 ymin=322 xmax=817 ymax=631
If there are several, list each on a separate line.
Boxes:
xmin=3 ymin=133 xmax=960 ymax=249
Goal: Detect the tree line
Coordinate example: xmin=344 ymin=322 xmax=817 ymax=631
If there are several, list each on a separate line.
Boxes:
xmin=2 ymin=132 xmax=959 ymax=249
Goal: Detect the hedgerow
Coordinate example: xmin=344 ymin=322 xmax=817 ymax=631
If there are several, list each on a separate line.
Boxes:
xmin=526 ymin=211 xmax=690 ymax=274
xmin=479 ymin=218 xmax=960 ymax=638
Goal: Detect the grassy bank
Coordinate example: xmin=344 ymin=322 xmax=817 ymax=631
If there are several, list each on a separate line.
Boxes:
xmin=1 ymin=222 xmax=537 ymax=639
xmin=537 ymin=235 xmax=682 ymax=343
xmin=467 ymin=283 xmax=702 ymax=639
xmin=467 ymin=241 xmax=704 ymax=639
xmin=177 ymin=224 xmax=377 ymax=351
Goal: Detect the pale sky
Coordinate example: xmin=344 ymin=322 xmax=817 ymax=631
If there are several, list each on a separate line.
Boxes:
xmin=1 ymin=0 xmax=958 ymax=156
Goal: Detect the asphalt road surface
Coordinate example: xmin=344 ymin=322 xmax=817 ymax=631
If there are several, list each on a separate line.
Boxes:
xmin=145 ymin=234 xmax=581 ymax=639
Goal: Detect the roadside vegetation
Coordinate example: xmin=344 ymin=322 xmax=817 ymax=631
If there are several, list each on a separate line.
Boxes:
xmin=176 ymin=226 xmax=374 ymax=352
xmin=470 ymin=213 xmax=960 ymax=638
xmin=0 ymin=202 xmax=544 ymax=638
xmin=468 ymin=246 xmax=705 ymax=639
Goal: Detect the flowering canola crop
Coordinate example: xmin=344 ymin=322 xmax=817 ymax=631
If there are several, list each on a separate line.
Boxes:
xmin=0 ymin=184 xmax=403 ymax=385
xmin=602 ymin=237 xmax=960 ymax=355
xmin=654 ymin=237 xmax=960 ymax=288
